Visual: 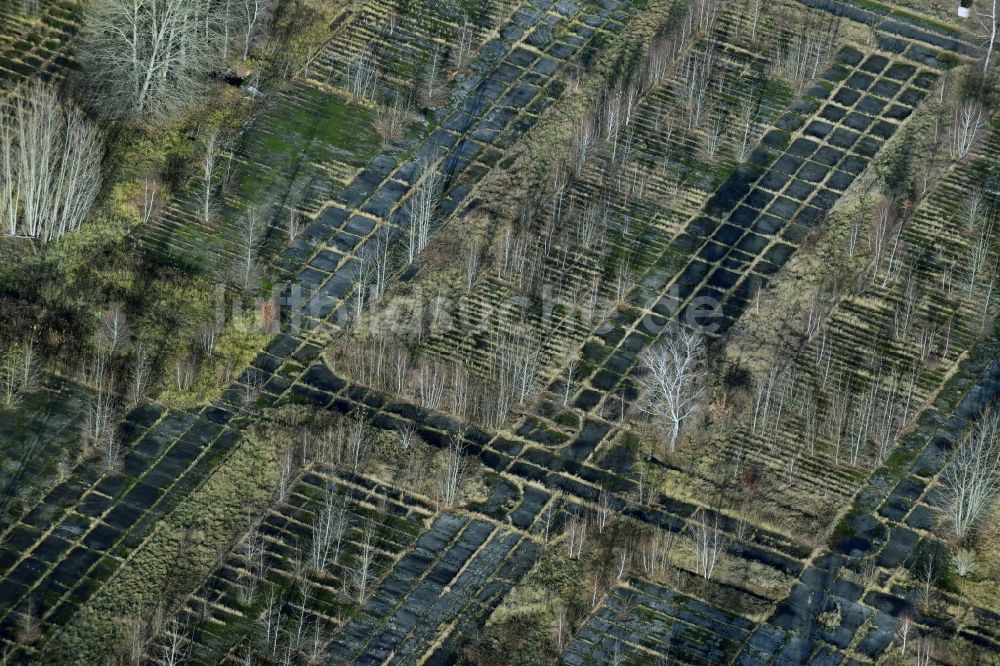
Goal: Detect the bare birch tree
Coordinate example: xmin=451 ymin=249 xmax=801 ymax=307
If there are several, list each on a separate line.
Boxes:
xmin=734 ymin=102 xmax=763 ymax=163
xmin=396 ymin=422 xmax=418 ymax=451
xmin=1 ymin=341 xmax=39 ymax=409
xmin=406 ymin=160 xmax=442 ymax=262
xmin=287 ymin=208 xmax=301 ymax=241
xmin=100 ymin=305 xmax=130 ymax=355
xmin=562 ymin=358 xmax=579 ymax=406
xmin=681 ymin=46 xmax=714 ymax=129
xmin=351 ymin=522 xmax=376 ymax=603
xmin=309 ymin=485 xmax=348 ymax=571
xmin=374 ymin=91 xmax=410 ymax=147
xmin=702 ymin=111 xmax=726 ymax=159
xmin=954 ymin=548 xmax=977 ymax=576
xmin=240 ymin=0 xmax=275 ymax=61
xmin=948 ymin=101 xmax=987 ymax=160
xmin=346 ymin=48 xmax=379 ymax=101
xmin=80 ymin=0 xmax=223 ymax=123
xmin=691 ymin=509 xmax=726 ymax=580
xmin=639 ymin=527 xmax=674 ymax=579
xmin=868 ymin=195 xmax=905 ymax=285
xmin=161 ymin=619 xmax=189 ymax=666
xmin=915 ymin=637 xmax=935 ymax=666
xmin=573 ymin=113 xmax=598 ymax=174
xmin=745 ymin=0 xmax=763 ymax=40
xmin=961 ymin=188 xmax=987 ymax=232
xmin=897 ymin=615 xmax=914 ymax=657
xmin=200 ymin=130 xmax=219 ymax=223
xmin=438 ymin=437 xmax=469 ymax=510
xmin=236 ymin=518 xmax=263 ymax=604
xmin=965 ymin=221 xmax=994 ymax=298
xmin=346 ymin=417 xmax=370 ymax=473
xmin=233 ymin=206 xmax=267 ymax=291
xmin=604 ymin=85 xmax=623 ymax=161
xmin=454 ymin=16 xmax=474 ymax=72
xmin=638 ymin=327 xmax=707 ymax=453
xmin=274 ymin=449 xmax=294 ymax=503
xmin=1 ymin=82 xmax=103 ymax=241
xmin=566 ymin=509 xmax=588 ymax=559
xmin=139 ymin=176 xmax=165 ymax=225
xmin=422 ymin=44 xmax=445 ymax=107
xmin=1 ymin=350 xmax=22 ymax=409
xmin=976 ymin=0 xmax=998 ymax=72
xmin=82 ymin=351 xmax=118 ymax=458
xmin=941 ymin=403 xmax=1000 ymax=541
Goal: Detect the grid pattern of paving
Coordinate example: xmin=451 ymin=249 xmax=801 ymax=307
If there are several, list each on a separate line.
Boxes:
xmin=145 ymin=466 xmax=433 ymax=665
xmin=310 ymin=0 xmax=521 ymax=99
xmin=710 ymin=117 xmax=1000 ymax=528
xmin=557 ymin=318 xmax=998 ymax=666
xmin=1 ymin=0 xmax=994 ymax=663
xmin=0 ymin=378 xmax=90 ymax=527
xmin=730 ymin=327 xmax=1000 ymax=663
xmin=0 ymin=404 xmax=240 ymax=653
xmin=0 ymin=0 xmax=635 ymax=656
xmin=274 ymin=0 xmax=631 ymax=329
xmin=563 ymin=580 xmax=756 ymax=665
xmin=565 ymin=45 xmax=939 ymax=417
xmin=139 ymin=0 xmax=524 ymax=270
xmin=326 ymin=513 xmax=542 ymax=664
xmin=274 ymin=356 xmax=815 ymax=629
xmin=414 ymin=0 xmax=804 ymax=377
xmin=0 ymin=1 xmax=79 ymax=90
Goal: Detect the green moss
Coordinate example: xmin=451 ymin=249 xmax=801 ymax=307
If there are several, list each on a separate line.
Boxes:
xmin=883 ymin=447 xmax=913 ymax=477
xmin=831 ymin=507 xmax=859 ymax=543
xmin=277 ymin=390 xmax=312 ymax=406
xmin=936 ymin=51 xmax=962 ymax=69
xmin=277 ymin=361 xmax=303 ymax=378
xmin=246 ymin=85 xmax=376 ymax=178
xmin=553 ymin=410 xmax=581 ymax=429
xmin=521 ymin=419 xmax=569 ymax=446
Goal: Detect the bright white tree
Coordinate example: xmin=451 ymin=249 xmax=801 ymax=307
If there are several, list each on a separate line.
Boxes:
xmin=233 ymin=206 xmax=266 ymax=291
xmin=309 ymin=486 xmax=348 ymax=571
xmin=976 ymin=0 xmax=997 ymax=72
xmin=438 ymin=437 xmax=470 ymax=510
xmin=352 ymin=522 xmax=376 ymax=603
xmin=948 ymin=101 xmax=987 ymax=160
xmin=638 ymin=326 xmax=707 ymax=453
xmin=1 ymin=83 xmax=103 ymax=241
xmin=942 ymin=403 xmax=1000 ymax=541
xmin=406 ymin=159 xmax=442 ymax=263
xmin=691 ymin=509 xmax=726 ymax=580
xmin=79 ymin=0 xmax=223 ymax=123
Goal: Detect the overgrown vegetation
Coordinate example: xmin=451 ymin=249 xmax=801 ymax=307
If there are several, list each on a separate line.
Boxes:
xmin=1 ymin=0 xmax=999 ymax=663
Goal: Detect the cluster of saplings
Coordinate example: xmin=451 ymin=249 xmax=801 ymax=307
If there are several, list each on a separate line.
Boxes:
xmin=459 ymin=491 xmax=740 ymax=664
xmin=330 ymin=0 xmax=730 ymax=436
